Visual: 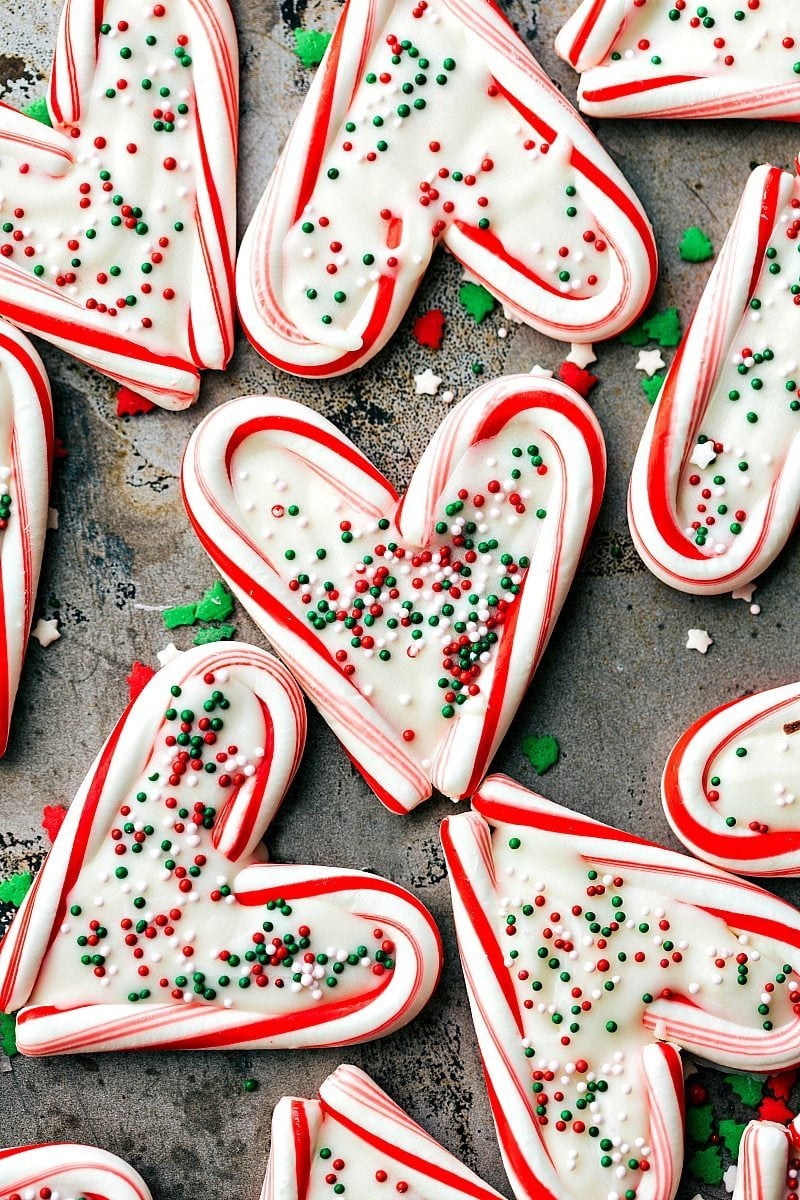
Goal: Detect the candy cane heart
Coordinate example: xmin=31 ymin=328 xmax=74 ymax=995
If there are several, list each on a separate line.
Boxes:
xmin=181 ymin=377 xmax=605 ymax=813
xmin=0 ymin=321 xmax=53 ymax=757
xmin=556 ymin=0 xmax=800 ymax=120
xmin=0 ymin=1144 xmax=152 ymax=1200
xmin=733 ymin=1116 xmax=800 ymax=1200
xmin=629 ymin=162 xmax=800 ymax=595
xmin=663 ymin=679 xmax=800 ymax=878
xmin=236 ymin=0 xmax=656 ymax=377
xmin=263 ymin=1065 xmax=509 ymax=1200
xmin=0 ymin=642 xmax=442 ymax=1054
xmin=441 ymin=775 xmax=800 ymax=1200
xmin=0 ymin=0 xmax=238 ymax=409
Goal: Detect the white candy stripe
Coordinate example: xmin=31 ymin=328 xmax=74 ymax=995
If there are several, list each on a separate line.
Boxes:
xmin=182 ymin=379 xmax=604 ymax=810
xmin=0 ymin=1143 xmax=152 ymax=1200
xmin=237 ymin=0 xmax=655 ymax=376
xmin=0 ymin=321 xmax=52 ymax=757
xmin=628 ymin=163 xmax=800 ymax=594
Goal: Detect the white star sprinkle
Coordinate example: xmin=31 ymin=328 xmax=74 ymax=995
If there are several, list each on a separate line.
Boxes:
xmin=731 ymin=582 xmax=757 ymax=603
xmin=156 ymin=642 xmax=181 ymax=667
xmin=689 ymin=441 xmax=717 ymax=469
xmin=31 ymin=617 xmax=60 ymax=647
xmin=566 ymin=342 xmax=597 ymax=369
xmin=686 ymin=628 xmax=713 ymax=654
xmin=529 ymin=364 xmax=554 ymax=378
xmin=635 ymin=348 xmax=666 ymax=377
xmin=414 ymin=368 xmax=442 ymax=396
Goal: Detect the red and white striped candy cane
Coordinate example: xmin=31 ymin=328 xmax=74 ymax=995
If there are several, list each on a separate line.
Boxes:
xmin=263 ymin=1065 xmax=508 ymax=1200
xmin=663 ymin=679 xmax=800 ymax=878
xmin=237 ymin=0 xmax=656 ymax=377
xmin=0 ymin=0 xmax=238 ymax=410
xmin=0 ymin=1143 xmax=152 ymax=1200
xmin=556 ymin=0 xmax=800 ymax=120
xmin=0 ymin=642 xmax=442 ymax=1054
xmin=182 ymin=377 xmax=605 ymax=812
xmin=629 ymin=163 xmax=800 ymax=594
xmin=442 ymin=774 xmax=800 ymax=1200
xmin=733 ymin=1118 xmax=800 ymax=1200
xmin=0 ymin=320 xmax=53 ymax=757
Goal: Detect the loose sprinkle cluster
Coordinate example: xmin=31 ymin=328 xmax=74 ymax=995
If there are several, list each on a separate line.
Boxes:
xmin=604 ymin=0 xmax=800 ymax=76
xmin=0 ymin=3 xmax=200 ymax=337
xmin=284 ymin=0 xmax=611 ymax=339
xmin=678 ymin=188 xmax=800 ymax=554
xmin=44 ymin=669 xmax=393 ymax=1009
xmin=235 ymin=434 xmax=552 ymax=751
xmin=493 ymin=826 xmax=799 ymax=1200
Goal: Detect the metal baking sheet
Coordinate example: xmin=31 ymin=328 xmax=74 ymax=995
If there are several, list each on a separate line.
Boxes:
xmin=1 ymin=1 xmax=799 ymax=1197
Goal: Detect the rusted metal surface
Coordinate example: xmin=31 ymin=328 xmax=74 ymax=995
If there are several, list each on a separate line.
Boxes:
xmin=0 ymin=1 xmax=798 ymax=1197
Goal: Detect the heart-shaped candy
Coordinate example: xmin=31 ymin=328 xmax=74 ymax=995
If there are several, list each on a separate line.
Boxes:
xmin=663 ymin=679 xmax=800 ymax=877
xmin=182 ymin=376 xmax=605 ymax=812
xmin=556 ymin=0 xmax=800 ymax=120
xmin=0 ymin=321 xmax=52 ymax=756
xmin=0 ymin=1144 xmax=151 ymax=1200
xmin=0 ymin=0 xmax=238 ymax=409
xmin=236 ymin=0 xmax=657 ymax=376
xmin=442 ymin=775 xmax=800 ymax=1200
xmin=0 ymin=642 xmax=441 ymax=1054
xmin=265 ymin=1065 xmax=507 ymax=1200
xmin=629 ymin=162 xmax=800 ymax=594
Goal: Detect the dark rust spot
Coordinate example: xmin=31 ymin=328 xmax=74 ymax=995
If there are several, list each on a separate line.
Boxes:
xmin=0 ymin=54 xmax=32 ymax=87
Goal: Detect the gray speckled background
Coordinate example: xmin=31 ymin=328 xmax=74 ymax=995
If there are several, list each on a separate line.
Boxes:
xmin=0 ymin=1 xmax=799 ymax=1197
